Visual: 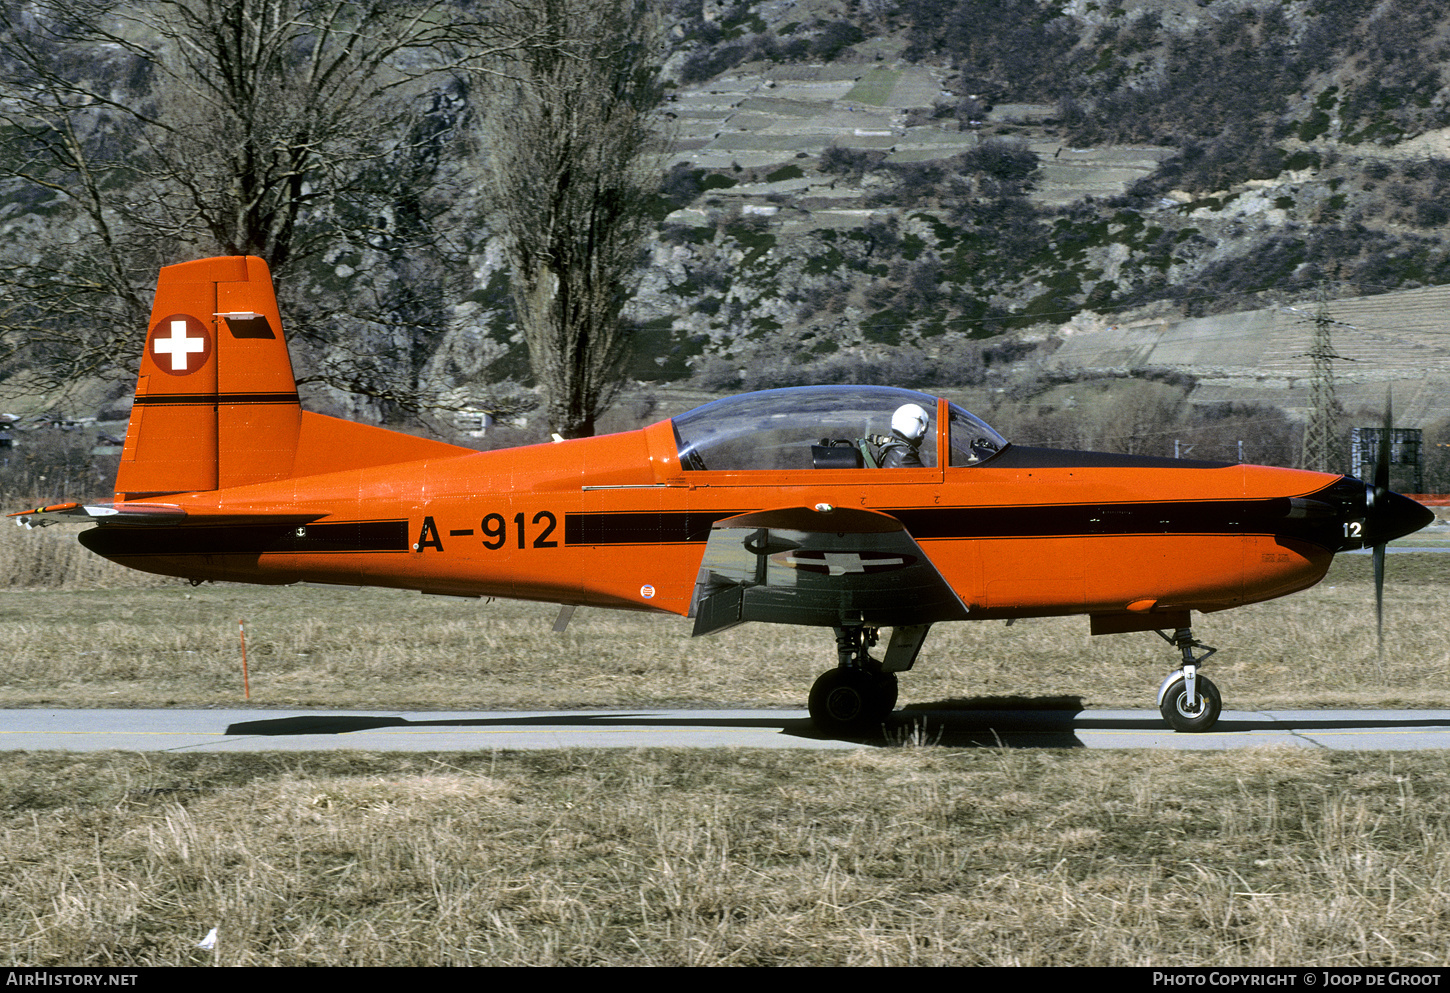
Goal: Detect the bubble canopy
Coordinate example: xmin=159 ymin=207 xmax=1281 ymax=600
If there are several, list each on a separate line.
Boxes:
xmin=671 ymin=385 xmax=1006 ymax=472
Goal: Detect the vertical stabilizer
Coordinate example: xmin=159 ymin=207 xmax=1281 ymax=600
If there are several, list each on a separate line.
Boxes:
xmin=115 ymin=256 xmax=301 ymax=498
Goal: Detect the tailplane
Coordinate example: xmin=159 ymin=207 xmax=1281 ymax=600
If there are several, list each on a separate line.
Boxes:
xmin=115 ymin=256 xmax=469 ymax=500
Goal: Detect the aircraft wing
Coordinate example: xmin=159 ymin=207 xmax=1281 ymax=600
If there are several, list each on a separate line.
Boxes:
xmin=690 ymin=504 xmax=969 ymax=636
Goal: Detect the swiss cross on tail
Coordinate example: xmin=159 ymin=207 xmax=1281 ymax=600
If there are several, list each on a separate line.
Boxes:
xmin=149 ymin=314 xmax=212 ymax=375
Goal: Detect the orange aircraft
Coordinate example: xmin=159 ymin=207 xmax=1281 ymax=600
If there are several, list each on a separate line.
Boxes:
xmin=12 ymin=256 xmax=1436 ymax=733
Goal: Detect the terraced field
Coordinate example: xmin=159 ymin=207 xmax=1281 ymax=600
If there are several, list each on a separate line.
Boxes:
xmin=667 ymin=62 xmax=1173 ymax=232
xmin=1049 ymin=284 xmax=1450 ymax=426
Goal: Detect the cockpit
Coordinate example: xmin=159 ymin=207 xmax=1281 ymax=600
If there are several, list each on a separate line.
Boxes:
xmin=671 ymin=385 xmax=1006 ymax=472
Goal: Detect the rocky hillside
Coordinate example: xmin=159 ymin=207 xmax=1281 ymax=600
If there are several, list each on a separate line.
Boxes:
xmin=6 ymin=0 xmax=1450 ymax=455
xmin=547 ymin=0 xmax=1450 ymax=402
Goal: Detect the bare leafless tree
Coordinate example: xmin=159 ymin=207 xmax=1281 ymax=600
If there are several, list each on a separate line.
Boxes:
xmin=0 ymin=0 xmax=490 ymax=400
xmin=472 ymin=0 xmax=669 ymax=438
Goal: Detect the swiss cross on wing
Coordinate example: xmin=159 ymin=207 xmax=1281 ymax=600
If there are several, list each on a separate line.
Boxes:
xmin=771 ymin=550 xmax=917 ymax=577
xmin=148 ymin=314 xmax=212 ymax=376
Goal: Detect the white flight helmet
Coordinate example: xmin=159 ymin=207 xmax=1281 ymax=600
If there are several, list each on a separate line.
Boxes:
xmin=891 ymin=403 xmax=929 ymax=445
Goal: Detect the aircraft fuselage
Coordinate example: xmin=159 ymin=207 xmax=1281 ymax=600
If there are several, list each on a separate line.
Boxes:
xmin=79 ymin=417 xmax=1397 ymax=630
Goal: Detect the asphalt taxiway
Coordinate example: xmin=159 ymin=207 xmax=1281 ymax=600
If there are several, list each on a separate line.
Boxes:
xmin=6 ymin=707 xmax=1450 ymax=750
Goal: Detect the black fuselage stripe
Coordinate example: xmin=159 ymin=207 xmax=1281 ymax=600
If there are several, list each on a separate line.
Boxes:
xmin=77 ymin=497 xmax=1354 ymax=558
xmin=133 ymin=392 xmax=301 ymax=406
xmin=564 ymin=499 xmax=1343 ymax=547
xmin=79 ymin=520 xmax=409 ymax=556
xmin=564 ymin=511 xmax=737 ymax=545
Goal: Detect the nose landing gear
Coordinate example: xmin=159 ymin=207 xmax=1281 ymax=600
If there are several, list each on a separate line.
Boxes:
xmin=1155 ymin=627 xmax=1221 ymax=732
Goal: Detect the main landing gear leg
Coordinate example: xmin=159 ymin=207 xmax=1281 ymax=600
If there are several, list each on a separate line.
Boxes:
xmin=1155 ymin=626 xmax=1221 ymax=733
xmin=808 ymin=626 xmax=898 ymax=736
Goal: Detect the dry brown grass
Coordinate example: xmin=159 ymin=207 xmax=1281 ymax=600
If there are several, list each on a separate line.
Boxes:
xmin=5 ymin=747 xmax=1450 ymax=966
xmin=0 ymin=507 xmax=1446 ymax=711
xmin=5 ymin=508 xmax=1450 ymax=965
xmin=0 ymin=519 xmax=167 ymax=591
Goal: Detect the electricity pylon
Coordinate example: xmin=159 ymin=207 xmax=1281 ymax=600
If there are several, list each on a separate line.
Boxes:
xmin=1297 ymin=291 xmax=1352 ymax=473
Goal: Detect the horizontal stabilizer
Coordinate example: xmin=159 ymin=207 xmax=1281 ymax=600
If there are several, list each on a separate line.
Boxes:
xmin=10 ymin=502 xmax=321 ymax=529
xmin=10 ymin=502 xmax=186 ymax=529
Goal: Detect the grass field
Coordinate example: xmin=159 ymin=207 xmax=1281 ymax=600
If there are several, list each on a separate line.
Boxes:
xmin=7 ymin=747 xmax=1450 ymax=966
xmin=3 ymin=513 xmax=1449 ymax=965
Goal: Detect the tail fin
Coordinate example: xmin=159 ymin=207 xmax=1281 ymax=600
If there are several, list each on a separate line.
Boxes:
xmin=116 ymin=256 xmax=299 ymax=498
xmin=115 ymin=256 xmax=470 ymax=500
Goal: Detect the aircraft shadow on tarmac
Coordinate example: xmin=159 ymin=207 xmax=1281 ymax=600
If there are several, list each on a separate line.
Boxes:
xmin=223 ymin=701 xmax=1450 ymax=749
xmin=222 ymin=708 xmax=1070 ymax=747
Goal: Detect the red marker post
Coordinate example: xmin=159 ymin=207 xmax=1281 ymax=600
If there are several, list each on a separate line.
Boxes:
xmin=238 ymin=620 xmax=251 ymax=700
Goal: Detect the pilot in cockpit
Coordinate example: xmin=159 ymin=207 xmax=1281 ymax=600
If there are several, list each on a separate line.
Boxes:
xmin=878 ymin=403 xmax=929 ymax=469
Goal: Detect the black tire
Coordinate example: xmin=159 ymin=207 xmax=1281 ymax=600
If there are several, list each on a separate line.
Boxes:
xmin=874 ymin=672 xmax=899 ymax=717
xmin=1159 ymin=674 xmax=1222 ymax=733
xmin=809 ymin=668 xmax=894 ymax=735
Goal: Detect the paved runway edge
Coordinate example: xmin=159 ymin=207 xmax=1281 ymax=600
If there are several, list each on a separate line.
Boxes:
xmin=5 ymin=708 xmax=1450 ymax=751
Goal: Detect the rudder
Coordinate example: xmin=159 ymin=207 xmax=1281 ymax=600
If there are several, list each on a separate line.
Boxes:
xmin=115 ymin=256 xmax=301 ymax=498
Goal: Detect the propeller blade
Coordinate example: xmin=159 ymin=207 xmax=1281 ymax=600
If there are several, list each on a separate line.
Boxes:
xmin=1372 ymin=387 xmax=1392 ymax=663
xmin=1374 ymin=540 xmax=1385 ymax=662
xmin=1375 ymin=388 xmax=1392 ymax=499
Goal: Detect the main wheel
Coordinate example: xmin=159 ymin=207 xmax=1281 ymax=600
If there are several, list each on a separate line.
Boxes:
xmin=1159 ymin=674 xmax=1222 ymax=733
xmin=874 ymin=672 xmax=899 ymax=716
xmin=809 ymin=668 xmax=896 ymax=735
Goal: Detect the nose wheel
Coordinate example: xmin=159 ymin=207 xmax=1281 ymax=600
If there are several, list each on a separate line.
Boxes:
xmin=1158 ymin=670 xmax=1222 ymax=732
xmin=1155 ymin=626 xmax=1221 ymax=732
